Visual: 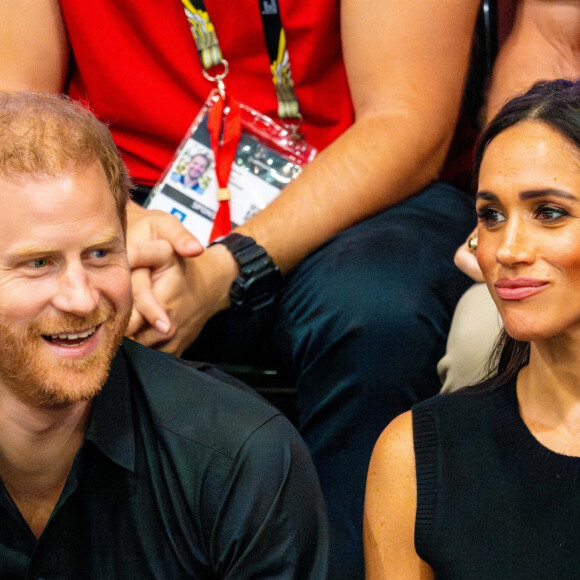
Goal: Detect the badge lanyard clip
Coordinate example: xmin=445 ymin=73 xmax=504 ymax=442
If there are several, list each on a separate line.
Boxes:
xmin=202 ymin=59 xmax=229 ymax=99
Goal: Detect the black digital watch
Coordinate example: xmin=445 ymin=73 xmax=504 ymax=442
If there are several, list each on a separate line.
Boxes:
xmin=209 ymin=233 xmax=282 ymax=314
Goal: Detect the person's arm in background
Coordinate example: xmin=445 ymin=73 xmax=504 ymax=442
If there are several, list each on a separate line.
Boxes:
xmin=238 ymin=0 xmax=480 ymax=271
xmin=455 ymin=0 xmax=580 ymax=283
xmin=486 ymin=0 xmax=580 ymax=120
xmin=127 ymin=0 xmax=482 ymax=353
xmin=0 ymin=0 xmax=69 ymax=92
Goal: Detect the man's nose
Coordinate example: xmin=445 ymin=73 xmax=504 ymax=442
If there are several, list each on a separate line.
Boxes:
xmin=51 ymin=263 xmax=99 ymax=316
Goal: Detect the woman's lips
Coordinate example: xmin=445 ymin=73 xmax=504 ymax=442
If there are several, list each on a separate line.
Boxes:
xmin=494 ymin=277 xmax=549 ymax=301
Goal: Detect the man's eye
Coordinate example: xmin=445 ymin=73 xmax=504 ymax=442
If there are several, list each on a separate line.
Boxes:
xmin=30 ymin=258 xmax=48 ymax=269
xmin=91 ymin=249 xmax=108 ymax=259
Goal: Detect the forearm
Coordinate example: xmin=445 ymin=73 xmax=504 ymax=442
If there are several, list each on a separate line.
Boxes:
xmin=131 ymin=108 xmax=463 ymax=347
xmin=237 ymin=0 xmax=479 ymax=274
xmin=129 ymin=0 xmax=480 ymax=352
xmin=0 ymin=0 xmax=69 ymax=92
xmin=486 ymin=0 xmax=580 ymax=122
xmin=236 ymin=110 xmax=453 ymax=274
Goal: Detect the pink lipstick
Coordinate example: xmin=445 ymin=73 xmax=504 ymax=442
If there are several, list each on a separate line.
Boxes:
xmin=494 ymin=277 xmax=548 ymax=301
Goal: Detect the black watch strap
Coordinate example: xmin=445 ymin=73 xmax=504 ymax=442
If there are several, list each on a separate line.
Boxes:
xmin=209 ymin=233 xmax=281 ymax=314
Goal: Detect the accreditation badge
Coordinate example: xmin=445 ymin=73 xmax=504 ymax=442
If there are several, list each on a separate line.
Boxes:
xmin=144 ymin=91 xmax=316 ymax=246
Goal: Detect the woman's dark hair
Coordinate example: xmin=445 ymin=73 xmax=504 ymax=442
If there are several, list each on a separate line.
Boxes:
xmin=472 ymin=79 xmax=580 ymax=390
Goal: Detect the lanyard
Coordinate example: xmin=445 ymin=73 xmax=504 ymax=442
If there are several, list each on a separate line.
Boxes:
xmin=180 ymin=0 xmax=301 ymax=121
xmin=206 ymin=92 xmax=241 ymax=241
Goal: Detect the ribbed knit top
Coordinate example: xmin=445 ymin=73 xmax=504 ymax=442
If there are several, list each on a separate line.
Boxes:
xmin=412 ymin=382 xmax=580 ymax=579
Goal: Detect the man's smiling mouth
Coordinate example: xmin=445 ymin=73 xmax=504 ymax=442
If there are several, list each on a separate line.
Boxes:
xmin=43 ymin=326 xmax=98 ymax=347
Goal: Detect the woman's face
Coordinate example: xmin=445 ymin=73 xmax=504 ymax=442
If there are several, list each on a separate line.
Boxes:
xmin=476 ymin=120 xmax=580 ymax=343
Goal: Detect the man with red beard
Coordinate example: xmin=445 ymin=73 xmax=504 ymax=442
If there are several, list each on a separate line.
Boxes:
xmin=0 ymin=92 xmax=328 ymax=578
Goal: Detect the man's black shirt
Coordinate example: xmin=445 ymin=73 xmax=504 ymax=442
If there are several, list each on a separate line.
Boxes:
xmin=0 ymin=339 xmax=329 ymax=579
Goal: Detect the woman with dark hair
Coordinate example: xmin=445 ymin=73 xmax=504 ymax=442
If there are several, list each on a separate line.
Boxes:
xmin=363 ymin=79 xmax=580 ymax=579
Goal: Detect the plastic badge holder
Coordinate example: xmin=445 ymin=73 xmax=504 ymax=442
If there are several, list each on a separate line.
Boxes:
xmin=145 ymin=90 xmax=317 ymax=246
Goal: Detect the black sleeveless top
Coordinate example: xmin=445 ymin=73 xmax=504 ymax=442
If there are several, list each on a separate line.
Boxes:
xmin=413 ymin=382 xmax=580 ymax=579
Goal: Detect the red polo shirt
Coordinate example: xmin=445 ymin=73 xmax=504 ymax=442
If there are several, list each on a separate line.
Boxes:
xmin=61 ymin=0 xmax=354 ymax=186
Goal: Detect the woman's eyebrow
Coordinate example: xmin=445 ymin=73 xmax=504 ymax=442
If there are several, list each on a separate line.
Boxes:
xmin=519 ymin=188 xmax=579 ymax=201
xmin=476 ymin=189 xmax=579 ymax=202
xmin=475 ymin=190 xmax=497 ymax=202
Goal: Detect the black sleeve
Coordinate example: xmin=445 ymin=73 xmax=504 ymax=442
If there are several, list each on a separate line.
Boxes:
xmin=210 ymin=414 xmax=330 ymax=579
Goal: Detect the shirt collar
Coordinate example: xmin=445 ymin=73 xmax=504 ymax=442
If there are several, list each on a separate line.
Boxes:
xmin=85 ymin=343 xmax=135 ymax=472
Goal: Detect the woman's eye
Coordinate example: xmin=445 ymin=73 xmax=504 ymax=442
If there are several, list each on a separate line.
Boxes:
xmin=477 ymin=207 xmax=505 ymax=228
xmin=536 ymin=205 xmax=568 ymax=222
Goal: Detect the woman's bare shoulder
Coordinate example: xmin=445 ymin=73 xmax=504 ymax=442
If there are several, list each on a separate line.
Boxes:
xmin=364 ymin=410 xmax=434 ymax=580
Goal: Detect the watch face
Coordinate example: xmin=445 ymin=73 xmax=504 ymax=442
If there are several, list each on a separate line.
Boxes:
xmin=212 ymin=234 xmax=281 ymax=313
xmin=231 ymin=262 xmax=281 ymax=313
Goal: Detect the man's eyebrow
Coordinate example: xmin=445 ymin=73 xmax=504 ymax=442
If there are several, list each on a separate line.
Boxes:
xmin=6 ymin=244 xmax=54 ymax=260
xmin=476 ymin=188 xmax=579 ymax=202
xmin=8 ymin=234 xmax=125 ymax=259
xmin=85 ymin=234 xmax=126 ymax=249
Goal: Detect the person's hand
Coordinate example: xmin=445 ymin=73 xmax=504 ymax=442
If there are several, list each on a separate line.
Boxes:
xmin=127 ymin=243 xmax=239 ymax=356
xmin=127 ymin=201 xmax=203 ymax=259
xmin=125 ymin=201 xmax=204 ymax=337
xmin=454 ymin=227 xmax=484 ymax=283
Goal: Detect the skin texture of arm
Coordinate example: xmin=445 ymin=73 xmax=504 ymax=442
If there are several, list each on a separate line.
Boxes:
xmin=129 ymin=0 xmax=482 ymax=353
xmin=0 ymin=0 xmax=69 ymax=92
xmin=363 ymin=411 xmax=434 ymax=580
xmin=486 ymin=0 xmax=580 ymax=122
xmin=236 ymin=0 xmax=481 ymax=271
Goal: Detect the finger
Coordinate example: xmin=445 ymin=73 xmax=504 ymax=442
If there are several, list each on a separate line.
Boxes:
xmin=454 ymin=245 xmax=484 ymax=282
xmin=151 ymin=212 xmax=204 ymax=257
xmin=129 ymin=324 xmax=177 ymax=352
xmin=125 ymin=294 xmax=148 ymax=336
xmin=131 ymin=267 xmax=172 ymax=334
xmin=127 ymin=204 xmax=204 ymax=257
xmin=126 ymin=306 xmax=146 ymax=336
xmin=127 ymin=239 xmax=174 ymax=270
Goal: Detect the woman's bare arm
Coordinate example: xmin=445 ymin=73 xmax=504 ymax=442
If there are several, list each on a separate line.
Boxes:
xmin=363 ymin=411 xmax=434 ymax=580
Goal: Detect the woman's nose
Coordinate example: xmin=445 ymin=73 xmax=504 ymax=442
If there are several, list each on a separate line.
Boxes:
xmin=495 ymin=219 xmax=535 ymax=266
